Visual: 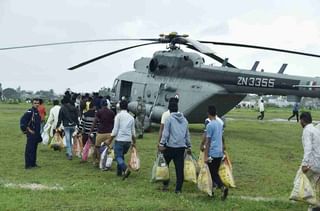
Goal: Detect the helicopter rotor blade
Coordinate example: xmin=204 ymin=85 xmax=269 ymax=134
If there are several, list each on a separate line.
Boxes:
xmin=198 ymin=41 xmax=320 ymax=58
xmin=186 ymin=44 xmax=236 ymax=68
xmin=0 ymin=38 xmax=159 ymax=51
xmin=68 ymin=41 xmax=160 ymax=70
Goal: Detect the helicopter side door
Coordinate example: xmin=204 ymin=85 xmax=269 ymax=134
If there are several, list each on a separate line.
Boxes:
xmin=119 ymin=80 xmax=132 ymax=101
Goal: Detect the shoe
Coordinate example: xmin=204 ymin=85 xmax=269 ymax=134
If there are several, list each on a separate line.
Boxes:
xmin=175 ymin=191 xmax=181 ymax=194
xmin=138 ymin=134 xmax=143 ymax=139
xmin=122 ymin=168 xmax=131 ymax=180
xmin=221 ymin=187 xmax=229 ymax=201
xmin=67 ymin=155 xmax=73 ymax=160
xmin=33 ymin=164 xmax=41 ymax=168
xmin=25 ymin=166 xmax=33 ymax=170
xmin=161 ymin=185 xmax=169 ymax=192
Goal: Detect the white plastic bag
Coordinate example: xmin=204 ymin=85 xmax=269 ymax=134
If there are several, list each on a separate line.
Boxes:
xmin=197 ymin=163 xmax=213 ymax=196
xmin=100 ymin=146 xmax=113 ymax=170
xmin=41 ymin=131 xmax=49 ymax=145
xmin=289 ymin=168 xmax=317 ymax=205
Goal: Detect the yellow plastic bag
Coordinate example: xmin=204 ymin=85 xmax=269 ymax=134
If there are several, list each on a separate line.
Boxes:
xmin=219 ymin=153 xmax=236 ymax=188
xmin=289 ymin=168 xmax=317 ymax=205
xmin=184 ymin=154 xmax=197 ymax=183
xmin=197 ymin=163 xmax=213 ymax=196
xmin=129 ymin=146 xmax=140 ymax=171
xmin=198 ymin=151 xmax=205 ymax=169
xmin=151 ymin=153 xmax=169 ymax=182
xmin=50 ymin=131 xmax=64 ymax=151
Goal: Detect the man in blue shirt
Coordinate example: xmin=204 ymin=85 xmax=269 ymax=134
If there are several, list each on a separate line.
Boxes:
xmin=204 ymin=105 xmax=228 ymax=200
xmin=288 ymin=102 xmax=300 ymax=122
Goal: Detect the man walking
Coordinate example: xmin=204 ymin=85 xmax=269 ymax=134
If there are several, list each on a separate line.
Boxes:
xmin=91 ymin=99 xmax=115 ymax=167
xmin=158 ymin=100 xmax=191 ymax=193
xmin=204 ymin=105 xmax=228 ymax=200
xmin=20 ymin=98 xmax=42 ymax=169
xmin=46 ymin=99 xmax=61 ymax=139
xmin=107 ymin=100 xmax=136 ymax=179
xmin=56 ymin=97 xmax=79 ymax=160
xmin=299 ymin=112 xmax=320 ymax=210
xmin=288 ymin=102 xmax=300 ymax=122
xmin=257 ymin=99 xmax=265 ymax=120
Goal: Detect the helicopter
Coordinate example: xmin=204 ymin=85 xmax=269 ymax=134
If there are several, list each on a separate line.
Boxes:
xmin=66 ymin=32 xmax=320 ymax=124
xmin=2 ymin=32 xmax=320 ymax=125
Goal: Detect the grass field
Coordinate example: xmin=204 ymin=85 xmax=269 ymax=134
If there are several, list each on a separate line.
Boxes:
xmin=0 ymin=103 xmax=319 ymax=210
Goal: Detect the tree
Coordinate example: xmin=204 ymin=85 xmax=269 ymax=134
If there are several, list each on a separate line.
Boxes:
xmin=3 ymin=88 xmax=19 ymax=99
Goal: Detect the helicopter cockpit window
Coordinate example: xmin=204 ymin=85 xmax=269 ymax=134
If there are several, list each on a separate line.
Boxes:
xmin=111 ymin=79 xmax=119 ymax=92
xmin=149 ymin=58 xmax=158 ymax=72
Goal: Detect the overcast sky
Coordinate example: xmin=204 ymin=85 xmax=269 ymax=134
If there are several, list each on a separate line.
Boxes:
xmin=1 ymin=0 xmax=320 ymax=94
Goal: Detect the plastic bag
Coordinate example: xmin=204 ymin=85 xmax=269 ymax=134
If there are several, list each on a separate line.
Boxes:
xmin=50 ymin=131 xmax=64 ymax=151
xmin=151 ymin=153 xmax=169 ymax=182
xmin=41 ymin=123 xmax=51 ymax=145
xmin=81 ymin=138 xmax=92 ymax=161
xmin=99 ymin=145 xmax=113 ymax=170
xmin=198 ymin=151 xmax=205 ymax=169
xmin=72 ymin=134 xmax=83 ymax=158
xmin=219 ymin=153 xmax=236 ymax=188
xmin=41 ymin=131 xmax=50 ymax=145
xmin=197 ymin=163 xmax=213 ymax=196
xmin=129 ymin=146 xmax=140 ymax=171
xmin=184 ymin=154 xmax=197 ymax=183
xmin=109 ymin=148 xmax=115 ymax=159
xmin=88 ymin=145 xmax=94 ymax=159
xmin=224 ymin=151 xmax=233 ymax=170
xmin=289 ymin=168 xmax=317 ymax=205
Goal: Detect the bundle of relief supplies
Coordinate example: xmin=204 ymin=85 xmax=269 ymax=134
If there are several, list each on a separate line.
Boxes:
xmin=129 ymin=146 xmax=140 ymax=171
xmin=218 ymin=151 xmax=236 ymax=188
xmin=184 ymin=153 xmax=197 ymax=184
xmin=197 ymin=163 xmax=213 ymax=196
xmin=151 ymin=153 xmax=169 ymax=182
xmin=99 ymin=144 xmax=113 ymax=170
xmin=72 ymin=133 xmax=83 ymax=158
xmin=50 ymin=129 xmax=64 ymax=151
xmin=289 ymin=168 xmax=318 ymax=206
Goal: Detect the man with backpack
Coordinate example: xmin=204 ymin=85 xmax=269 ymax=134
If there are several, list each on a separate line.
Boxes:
xmin=20 ymin=98 xmax=42 ymax=169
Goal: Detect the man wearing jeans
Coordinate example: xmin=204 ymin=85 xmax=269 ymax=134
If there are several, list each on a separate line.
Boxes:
xmin=107 ymin=100 xmax=136 ymax=179
xmin=56 ymin=97 xmax=79 ymax=160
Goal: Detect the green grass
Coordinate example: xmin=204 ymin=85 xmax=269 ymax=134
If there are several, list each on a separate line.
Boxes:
xmin=0 ymin=103 xmax=319 ymax=210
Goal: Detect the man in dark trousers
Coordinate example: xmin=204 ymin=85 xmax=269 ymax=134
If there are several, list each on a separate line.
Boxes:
xmin=288 ymin=102 xmax=300 ymax=122
xmin=20 ymin=98 xmax=42 ymax=169
xmin=158 ymin=100 xmax=191 ymax=193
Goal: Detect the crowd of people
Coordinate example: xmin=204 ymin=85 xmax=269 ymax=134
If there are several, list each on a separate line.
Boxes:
xmin=19 ymin=91 xmax=320 ymax=209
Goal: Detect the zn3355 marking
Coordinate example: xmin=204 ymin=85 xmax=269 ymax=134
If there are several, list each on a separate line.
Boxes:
xmin=237 ymin=76 xmax=275 ymax=88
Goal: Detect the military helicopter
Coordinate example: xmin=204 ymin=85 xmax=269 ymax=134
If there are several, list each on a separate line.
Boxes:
xmin=2 ymin=32 xmax=320 ymax=124
xmin=66 ymin=32 xmax=320 ymax=124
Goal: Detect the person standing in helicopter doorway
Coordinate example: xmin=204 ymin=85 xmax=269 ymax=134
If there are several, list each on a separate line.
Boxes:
xmin=135 ymin=96 xmax=146 ymax=139
xmin=257 ymin=99 xmax=265 ymax=120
